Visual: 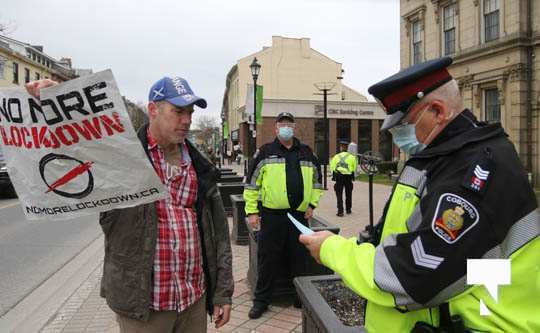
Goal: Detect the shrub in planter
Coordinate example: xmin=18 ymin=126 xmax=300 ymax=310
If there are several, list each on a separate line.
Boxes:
xmin=246 ymin=215 xmax=340 ymax=302
xmin=294 ymin=275 xmax=367 ymax=333
xmin=377 ymin=161 xmax=398 ymax=176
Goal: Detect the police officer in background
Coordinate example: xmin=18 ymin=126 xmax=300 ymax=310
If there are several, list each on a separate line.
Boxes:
xmin=244 ymin=112 xmax=323 ymax=319
xmin=300 ymin=57 xmax=539 ymax=332
xmin=330 ymin=140 xmax=358 ymax=217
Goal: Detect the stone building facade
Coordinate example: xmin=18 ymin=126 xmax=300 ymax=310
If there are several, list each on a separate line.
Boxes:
xmin=0 ymin=34 xmax=89 ymax=88
xmin=400 ymin=0 xmax=540 ymax=185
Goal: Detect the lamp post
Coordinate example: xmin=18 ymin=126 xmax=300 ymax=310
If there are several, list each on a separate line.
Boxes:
xmin=249 ymin=57 xmax=261 ymax=168
xmin=219 ymin=117 xmax=224 ymax=168
xmin=314 ymin=82 xmax=336 ymax=190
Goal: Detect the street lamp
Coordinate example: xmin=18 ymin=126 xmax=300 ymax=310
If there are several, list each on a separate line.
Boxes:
xmin=314 ymin=82 xmax=336 ymax=190
xmin=249 ymin=57 xmax=261 ymax=165
xmin=219 ymin=114 xmax=225 ymax=168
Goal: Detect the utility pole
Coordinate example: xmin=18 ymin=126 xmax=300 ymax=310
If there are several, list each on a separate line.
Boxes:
xmin=314 ymin=82 xmax=336 ymax=190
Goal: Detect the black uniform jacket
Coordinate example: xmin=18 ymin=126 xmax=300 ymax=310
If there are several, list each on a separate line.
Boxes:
xmin=373 ymin=110 xmax=538 ymax=308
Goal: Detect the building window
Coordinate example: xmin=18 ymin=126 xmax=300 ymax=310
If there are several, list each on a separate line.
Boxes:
xmin=443 ymin=4 xmax=456 ymax=55
xmin=484 ymin=0 xmax=499 ymax=42
xmin=24 ymin=68 xmax=30 ymax=83
xmin=357 ymin=120 xmax=372 ymax=154
xmin=12 ymin=62 xmax=19 ymax=84
xmin=484 ymin=88 xmax=500 ymax=122
xmin=35 ymin=72 xmax=40 ymax=80
xmin=412 ymin=21 xmax=423 ymax=64
xmin=0 ymin=57 xmax=5 ymax=80
xmin=336 ymin=119 xmax=351 ymax=153
xmin=32 ymin=53 xmax=36 ymax=61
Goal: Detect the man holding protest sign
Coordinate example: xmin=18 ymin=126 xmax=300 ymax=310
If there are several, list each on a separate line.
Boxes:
xmin=26 ymin=75 xmax=234 ymax=332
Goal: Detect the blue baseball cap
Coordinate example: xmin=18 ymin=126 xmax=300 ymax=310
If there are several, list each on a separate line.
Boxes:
xmin=148 ymin=76 xmax=207 ymax=109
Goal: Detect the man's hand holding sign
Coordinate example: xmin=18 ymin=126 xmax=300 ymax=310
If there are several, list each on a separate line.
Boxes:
xmin=0 ymin=70 xmax=165 ymax=220
xmin=6 ymin=74 xmax=235 ymax=331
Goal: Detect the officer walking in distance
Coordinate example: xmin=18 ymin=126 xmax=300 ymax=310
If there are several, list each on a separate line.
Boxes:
xmin=330 ymin=140 xmax=357 ymax=217
xmin=299 ymin=57 xmax=539 ymax=333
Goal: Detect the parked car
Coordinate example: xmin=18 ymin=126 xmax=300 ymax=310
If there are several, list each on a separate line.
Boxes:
xmin=0 ymin=148 xmax=16 ymax=198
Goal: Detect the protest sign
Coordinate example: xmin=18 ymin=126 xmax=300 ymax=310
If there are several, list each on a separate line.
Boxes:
xmin=0 ymin=70 xmax=165 ymax=220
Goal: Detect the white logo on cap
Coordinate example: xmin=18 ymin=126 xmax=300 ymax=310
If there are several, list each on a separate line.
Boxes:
xmin=153 ymin=87 xmax=165 ymax=99
xmin=171 ymin=77 xmax=188 ymax=95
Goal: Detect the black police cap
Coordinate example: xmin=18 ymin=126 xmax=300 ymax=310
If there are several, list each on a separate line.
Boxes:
xmin=368 ymin=57 xmax=453 ymax=131
xmin=276 ymin=112 xmax=295 ymax=122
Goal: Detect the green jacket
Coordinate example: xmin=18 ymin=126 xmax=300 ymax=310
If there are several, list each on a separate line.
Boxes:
xmin=330 ymin=151 xmax=357 ymax=176
xmin=99 ymin=124 xmax=234 ymax=321
xmin=244 ymin=137 xmax=323 ymax=214
xmin=320 ymin=112 xmax=539 ymax=332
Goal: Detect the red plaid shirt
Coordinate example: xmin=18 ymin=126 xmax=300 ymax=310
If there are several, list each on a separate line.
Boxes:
xmin=147 ymin=131 xmax=205 ymax=312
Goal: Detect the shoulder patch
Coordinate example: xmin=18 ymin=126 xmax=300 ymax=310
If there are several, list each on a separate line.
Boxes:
xmin=461 ymin=151 xmax=495 ymax=196
xmin=431 ymin=193 xmax=479 ymax=244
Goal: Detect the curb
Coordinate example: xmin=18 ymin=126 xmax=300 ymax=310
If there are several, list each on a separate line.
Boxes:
xmin=0 ymin=234 xmax=104 ymax=333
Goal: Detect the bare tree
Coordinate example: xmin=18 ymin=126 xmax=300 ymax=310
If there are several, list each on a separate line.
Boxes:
xmin=123 ymin=97 xmax=148 ymax=131
xmin=0 ymin=18 xmax=16 ymax=35
xmin=193 ymin=115 xmax=219 ymax=147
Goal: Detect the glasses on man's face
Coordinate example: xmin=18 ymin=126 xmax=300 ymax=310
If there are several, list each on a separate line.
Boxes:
xmin=276 ymin=122 xmax=295 ymax=128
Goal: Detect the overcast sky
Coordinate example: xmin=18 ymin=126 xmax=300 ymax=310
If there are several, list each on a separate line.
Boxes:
xmin=2 ymin=0 xmax=400 ymax=124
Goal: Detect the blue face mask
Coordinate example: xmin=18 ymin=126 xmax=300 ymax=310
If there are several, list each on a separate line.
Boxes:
xmin=389 ymin=106 xmax=436 ymax=155
xmin=389 ymin=124 xmax=426 ymax=155
xmin=278 ymin=126 xmax=294 ymax=140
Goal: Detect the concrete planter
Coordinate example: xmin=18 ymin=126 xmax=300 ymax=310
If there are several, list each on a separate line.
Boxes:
xmin=217 ymin=183 xmax=244 ymax=216
xmin=294 ymin=275 xmax=367 ymax=333
xmin=218 ymin=175 xmax=244 ymax=183
xmin=218 ymin=169 xmax=236 ymax=177
xmin=230 ymin=194 xmax=248 ymax=245
xmin=246 ymin=215 xmax=340 ymax=302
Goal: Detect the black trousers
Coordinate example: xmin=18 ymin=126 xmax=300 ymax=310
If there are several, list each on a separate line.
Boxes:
xmin=334 ymin=175 xmax=353 ymax=213
xmin=254 ymin=210 xmax=308 ymax=305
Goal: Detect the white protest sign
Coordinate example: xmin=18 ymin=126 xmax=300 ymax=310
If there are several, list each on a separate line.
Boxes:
xmin=0 ymin=69 xmax=166 ymax=220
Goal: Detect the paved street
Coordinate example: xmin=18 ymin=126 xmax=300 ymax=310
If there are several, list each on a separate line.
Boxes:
xmin=0 ymin=200 xmax=101 ymax=317
xmin=34 ymin=162 xmax=392 ymax=333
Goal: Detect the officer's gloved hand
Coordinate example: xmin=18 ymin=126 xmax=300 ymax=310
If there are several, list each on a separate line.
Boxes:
xmin=357 ymin=224 xmax=381 ymax=245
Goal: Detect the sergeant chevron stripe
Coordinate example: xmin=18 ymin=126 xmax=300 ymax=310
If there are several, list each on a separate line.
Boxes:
xmin=411 ymin=236 xmax=444 ymax=269
xmin=474 ymin=165 xmax=490 ymax=180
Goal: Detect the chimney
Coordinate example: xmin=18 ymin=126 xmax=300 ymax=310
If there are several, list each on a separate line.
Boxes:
xmin=59 ymin=57 xmax=72 ymax=68
xmin=301 ymin=38 xmax=310 ymax=58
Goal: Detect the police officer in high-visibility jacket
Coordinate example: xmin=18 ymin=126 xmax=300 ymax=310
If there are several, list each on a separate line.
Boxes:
xmin=244 ymin=111 xmax=323 ymax=319
xmin=299 ymin=57 xmax=539 ymax=333
xmin=330 ymin=140 xmax=358 ymax=216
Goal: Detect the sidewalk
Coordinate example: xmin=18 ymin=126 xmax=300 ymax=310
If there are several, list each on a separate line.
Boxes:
xmin=40 ymin=162 xmax=392 ymax=333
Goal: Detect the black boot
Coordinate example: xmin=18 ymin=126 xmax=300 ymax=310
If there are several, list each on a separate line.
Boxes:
xmin=248 ymin=302 xmax=268 ymax=319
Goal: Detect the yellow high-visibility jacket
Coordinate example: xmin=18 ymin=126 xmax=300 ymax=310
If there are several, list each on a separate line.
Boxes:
xmin=244 ymin=137 xmax=323 ymax=214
